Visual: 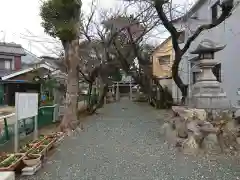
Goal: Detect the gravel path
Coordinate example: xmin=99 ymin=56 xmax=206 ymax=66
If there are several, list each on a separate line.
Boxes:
xmin=20 ymin=99 xmax=240 ymax=180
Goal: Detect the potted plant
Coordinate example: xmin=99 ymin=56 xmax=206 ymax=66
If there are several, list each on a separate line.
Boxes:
xmin=0 ymin=154 xmax=24 ymax=171
xmin=22 ymin=154 xmax=41 ymax=167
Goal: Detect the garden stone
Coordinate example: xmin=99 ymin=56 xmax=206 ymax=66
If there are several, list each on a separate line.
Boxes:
xmin=203 ymin=134 xmax=218 ymax=150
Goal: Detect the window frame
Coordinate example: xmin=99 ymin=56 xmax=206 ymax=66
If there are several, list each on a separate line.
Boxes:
xmin=212 ymin=63 xmax=221 ymax=82
xmin=158 ymin=55 xmax=171 ymax=65
xmin=0 ymin=58 xmax=12 ymax=70
xmin=211 ymin=0 xmax=220 ymax=23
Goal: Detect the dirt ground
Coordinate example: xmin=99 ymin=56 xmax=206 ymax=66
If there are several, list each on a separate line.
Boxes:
xmin=18 ymin=99 xmax=240 ymax=180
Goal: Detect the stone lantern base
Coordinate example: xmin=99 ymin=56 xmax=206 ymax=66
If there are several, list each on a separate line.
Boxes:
xmin=189 ymin=92 xmax=230 ymax=109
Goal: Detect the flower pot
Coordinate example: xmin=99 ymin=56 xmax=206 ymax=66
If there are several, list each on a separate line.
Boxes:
xmin=23 ymin=154 xmax=41 ymax=167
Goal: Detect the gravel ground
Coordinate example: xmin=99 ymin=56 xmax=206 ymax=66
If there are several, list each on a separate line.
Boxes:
xmin=19 ymin=99 xmax=240 ymax=180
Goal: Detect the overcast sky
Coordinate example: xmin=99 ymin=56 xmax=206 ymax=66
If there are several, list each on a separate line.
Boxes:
xmin=0 ymin=0 xmax=196 ymax=57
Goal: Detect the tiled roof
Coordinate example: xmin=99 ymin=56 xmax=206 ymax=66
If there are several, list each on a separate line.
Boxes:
xmin=0 ymin=69 xmax=12 ymax=77
xmin=1 ymin=63 xmax=55 ymax=80
xmin=0 ymin=42 xmax=26 ymax=56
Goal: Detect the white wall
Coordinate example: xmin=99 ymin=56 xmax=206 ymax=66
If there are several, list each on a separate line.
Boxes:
xmin=172 ymin=0 xmax=240 ymax=106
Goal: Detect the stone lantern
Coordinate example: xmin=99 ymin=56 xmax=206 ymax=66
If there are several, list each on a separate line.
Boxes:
xmin=189 ymin=39 xmax=229 ymax=109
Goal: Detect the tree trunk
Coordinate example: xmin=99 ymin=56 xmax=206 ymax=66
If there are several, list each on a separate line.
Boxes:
xmin=172 ymin=56 xmax=188 ymax=104
xmin=152 ymin=77 xmax=166 ymax=108
xmin=87 ymin=81 xmax=93 ymax=110
xmin=60 ymin=39 xmax=80 ymax=133
xmin=90 ymin=83 xmax=108 ymax=114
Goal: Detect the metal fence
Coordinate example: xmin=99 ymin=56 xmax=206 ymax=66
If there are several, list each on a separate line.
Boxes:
xmin=0 ymin=104 xmax=59 ymax=145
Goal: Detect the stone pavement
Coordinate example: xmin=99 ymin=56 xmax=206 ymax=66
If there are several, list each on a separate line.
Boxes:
xmin=19 ymin=99 xmax=240 ymax=180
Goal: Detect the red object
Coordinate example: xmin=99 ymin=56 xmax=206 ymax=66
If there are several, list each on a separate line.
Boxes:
xmin=14 ymin=56 xmax=21 ymax=70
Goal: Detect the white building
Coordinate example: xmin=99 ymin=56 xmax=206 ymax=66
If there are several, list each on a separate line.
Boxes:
xmin=172 ymin=0 xmax=240 ymax=107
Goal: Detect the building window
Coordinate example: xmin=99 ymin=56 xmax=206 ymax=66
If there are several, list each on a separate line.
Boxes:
xmin=5 ymin=60 xmax=11 ymax=70
xmin=0 ymin=60 xmax=5 ymax=69
xmin=211 ymin=0 xmax=220 ymax=22
xmin=212 ymin=63 xmax=221 ymax=82
xmin=0 ymin=59 xmax=12 ymax=70
xmin=158 ymin=55 xmax=170 ymax=65
xmin=237 ymin=100 xmax=240 ymax=106
xmin=192 ymin=72 xmax=197 ymax=84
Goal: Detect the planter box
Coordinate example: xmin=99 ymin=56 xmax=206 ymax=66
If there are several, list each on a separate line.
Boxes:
xmin=0 ymin=154 xmax=10 ymax=164
xmin=19 ymin=145 xmax=35 ymax=154
xmin=54 ymin=135 xmax=64 ymax=147
xmin=0 ymin=154 xmax=24 ymax=171
xmin=28 ymin=146 xmax=47 ymax=156
xmin=41 ymin=138 xmax=56 ymax=152
xmin=29 ymin=136 xmax=46 ymax=147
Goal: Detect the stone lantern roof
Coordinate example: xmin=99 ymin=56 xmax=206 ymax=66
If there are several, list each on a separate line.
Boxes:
xmin=190 ymin=39 xmax=226 ymax=54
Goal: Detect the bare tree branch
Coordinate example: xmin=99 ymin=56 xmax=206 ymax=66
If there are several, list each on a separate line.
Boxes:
xmin=182 ymin=0 xmax=233 ymax=54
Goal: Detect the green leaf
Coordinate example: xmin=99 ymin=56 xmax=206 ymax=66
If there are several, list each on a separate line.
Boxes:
xmin=40 ymin=0 xmax=82 ymax=41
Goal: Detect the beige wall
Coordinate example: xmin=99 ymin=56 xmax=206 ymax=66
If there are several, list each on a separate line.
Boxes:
xmin=159 ymin=79 xmax=172 ymax=91
xmin=152 ymin=38 xmax=173 ymax=78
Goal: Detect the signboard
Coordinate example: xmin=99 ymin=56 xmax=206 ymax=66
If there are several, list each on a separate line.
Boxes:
xmin=15 ymin=93 xmax=38 ymax=120
xmin=14 ymin=93 xmax=39 ymax=152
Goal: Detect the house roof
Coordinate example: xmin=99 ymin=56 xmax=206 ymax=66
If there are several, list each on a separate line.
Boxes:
xmin=1 ymin=63 xmax=55 ymax=80
xmin=0 ymin=42 xmax=26 ymax=56
xmin=0 ymin=69 xmax=13 ymax=77
xmin=172 ymin=0 xmax=208 ymax=23
xmin=152 ymin=36 xmax=172 ymax=55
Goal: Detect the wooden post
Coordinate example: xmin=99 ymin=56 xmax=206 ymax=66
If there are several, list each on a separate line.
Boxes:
xmin=34 ymin=115 xmax=38 ymax=140
xmin=116 ymin=82 xmax=119 ymax=101
xmin=113 ymin=84 xmax=115 ymax=100
xmin=104 ymin=95 xmax=107 ymax=104
xmin=129 ymin=81 xmax=132 ymax=100
xmin=156 ymin=87 xmax=160 ymax=109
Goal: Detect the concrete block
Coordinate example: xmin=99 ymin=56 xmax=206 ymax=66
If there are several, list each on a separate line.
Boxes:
xmin=0 ymin=171 xmax=15 ymax=180
xmin=22 ymin=161 xmax=41 ymax=176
